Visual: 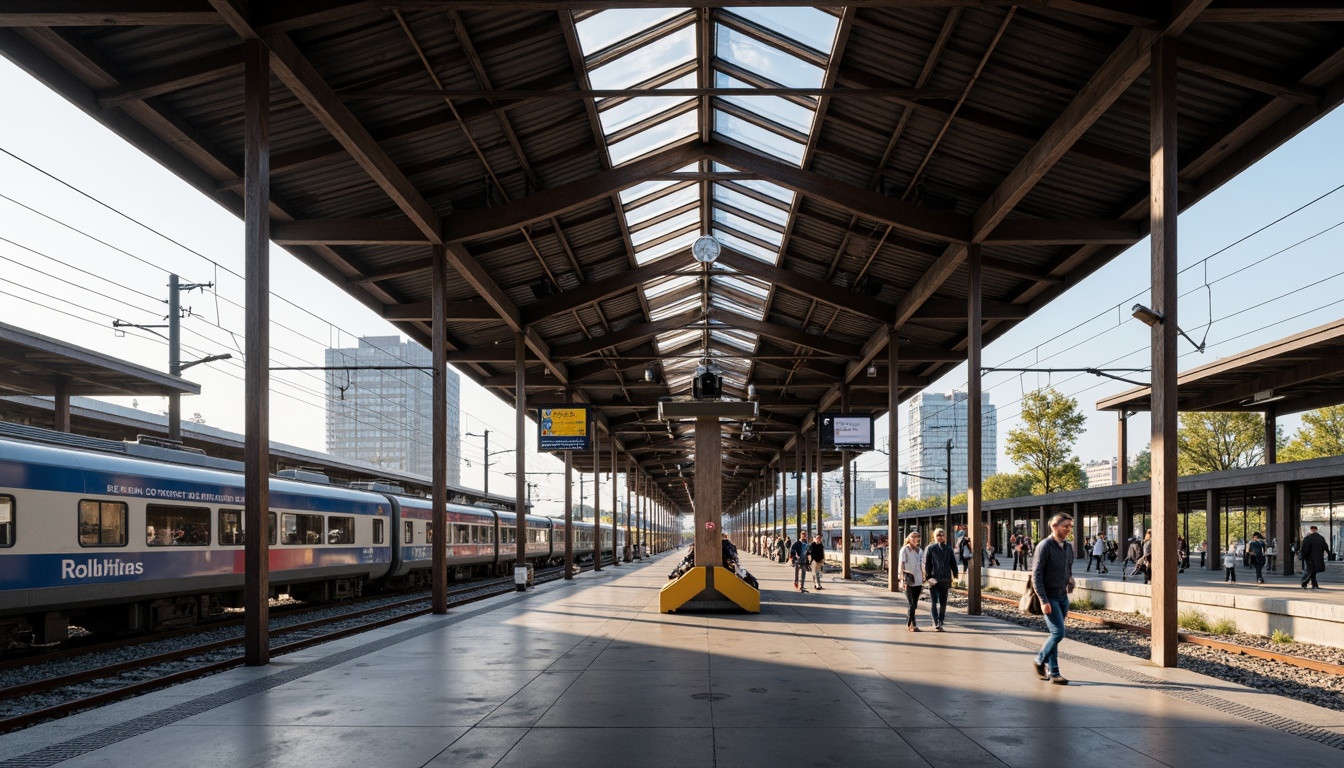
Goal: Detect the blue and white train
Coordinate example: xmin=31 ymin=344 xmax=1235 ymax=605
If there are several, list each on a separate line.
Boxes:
xmin=0 ymin=436 xmax=624 ymax=648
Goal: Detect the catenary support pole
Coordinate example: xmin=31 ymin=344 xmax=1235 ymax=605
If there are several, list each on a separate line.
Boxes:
xmin=168 ymin=273 xmax=182 ymax=441
xmin=242 ymin=39 xmax=271 ymax=667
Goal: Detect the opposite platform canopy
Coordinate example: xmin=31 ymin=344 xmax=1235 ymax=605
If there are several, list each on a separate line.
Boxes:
xmin=0 ymin=321 xmax=200 ymax=399
xmin=1097 ymin=318 xmax=1344 ymax=416
xmin=4 ymin=2 xmax=1342 ymax=511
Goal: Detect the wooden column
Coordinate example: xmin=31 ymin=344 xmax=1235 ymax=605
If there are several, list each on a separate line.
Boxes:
xmin=1264 ymin=408 xmax=1277 ymax=465
xmin=694 ymin=416 xmax=723 ymax=567
xmin=611 ymin=440 xmax=619 ymax=566
xmin=1206 ymin=490 xmax=1220 ymax=571
xmin=564 ymin=446 xmax=574 ymax=579
xmin=841 ymin=387 xmax=852 ymax=579
xmin=1150 ymin=36 xmax=1179 ymax=668
xmin=52 ymin=376 xmax=71 ymax=433
xmin=1072 ymin=502 xmax=1083 ymax=557
xmin=624 ymin=456 xmax=632 ymax=561
xmin=593 ymin=435 xmax=602 ymax=571
xmin=1275 ymin=483 xmax=1295 ymax=576
xmin=888 ymin=333 xmax=901 ymax=593
xmin=1117 ymin=411 xmax=1129 ymax=483
xmin=795 ymin=439 xmax=802 ymax=538
xmin=514 ymin=333 xmax=527 ymax=583
xmin=967 ymin=242 xmax=984 ymax=613
xmin=431 ymin=246 xmax=448 ymax=614
xmin=242 ymin=39 xmax=271 ymax=667
xmin=812 ymin=429 xmax=822 ymax=540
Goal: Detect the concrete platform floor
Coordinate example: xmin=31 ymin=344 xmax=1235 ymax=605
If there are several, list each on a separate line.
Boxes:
xmin=2 ymin=552 xmax=1342 ymax=768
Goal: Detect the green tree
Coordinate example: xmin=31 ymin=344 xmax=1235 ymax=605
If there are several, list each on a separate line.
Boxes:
xmin=982 ymin=472 xmax=1035 ymax=500
xmin=1130 ymin=445 xmax=1151 ymax=482
xmin=1005 ymin=388 xmax=1087 ymax=494
xmin=897 ymin=495 xmax=943 ymax=514
xmin=1280 ymin=405 xmax=1344 ymax=461
xmin=1176 ymin=411 xmax=1265 ymax=475
xmin=858 ymin=500 xmax=889 ymax=525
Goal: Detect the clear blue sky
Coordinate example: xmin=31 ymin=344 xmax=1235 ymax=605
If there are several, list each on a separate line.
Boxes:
xmin=2 ymin=52 xmax=1343 ymax=509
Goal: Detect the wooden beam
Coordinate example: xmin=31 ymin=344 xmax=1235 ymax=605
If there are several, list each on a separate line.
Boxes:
xmin=272 ymin=219 xmax=431 ymax=246
xmin=706 ymin=140 xmax=969 ymax=243
xmin=521 ymin=256 xmax=698 ymax=325
xmin=97 ymin=45 xmax=244 ymax=107
xmin=715 ymin=247 xmax=893 ymax=323
xmin=264 ymin=32 xmax=443 ymax=243
xmin=983 ymin=218 xmax=1144 ymax=245
xmin=441 ymin=140 xmax=704 ymax=244
xmin=0 ymin=2 xmax=223 ymax=26
xmin=711 ymin=308 xmax=862 ymax=358
xmin=1178 ymin=41 xmax=1319 ymax=104
xmin=909 ymin=298 xmax=1027 ymax=320
xmin=383 ymin=301 xmax=499 ymax=322
xmin=552 ymin=311 xmax=702 ymax=360
xmin=1198 ymin=2 xmax=1344 ymax=23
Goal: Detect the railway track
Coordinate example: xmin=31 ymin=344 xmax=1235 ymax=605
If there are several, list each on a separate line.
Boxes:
xmin=0 ymin=557 xmax=618 ymax=732
xmin=965 ymin=588 xmax=1344 ymax=677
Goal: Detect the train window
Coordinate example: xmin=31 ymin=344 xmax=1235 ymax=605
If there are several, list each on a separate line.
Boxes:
xmin=0 ymin=495 xmax=13 ymax=547
xmin=453 ymin=524 xmax=470 ymax=544
xmin=282 ymin=513 xmax=324 ymax=545
xmin=217 ymin=510 xmax=277 ymax=545
xmin=501 ymin=527 xmax=515 ymax=545
xmin=327 ymin=516 xmax=355 ymax=544
xmin=426 ymin=523 xmax=433 ymax=543
xmin=146 ymin=504 xmax=210 ymax=546
xmin=78 ymin=500 xmax=127 ymax=547
xmin=373 ymin=518 xmax=385 ymax=544
xmin=403 ymin=521 xmax=413 ymax=544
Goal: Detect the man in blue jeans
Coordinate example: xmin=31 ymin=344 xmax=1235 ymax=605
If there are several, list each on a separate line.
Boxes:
xmin=1032 ymin=513 xmax=1076 ymax=685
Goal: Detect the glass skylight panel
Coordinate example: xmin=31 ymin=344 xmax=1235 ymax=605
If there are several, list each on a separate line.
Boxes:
xmin=713 ymin=188 xmax=786 ymax=226
xmin=715 ymin=72 xmax=815 ymax=135
xmin=644 ymin=274 xmax=696 ymax=300
xmin=715 ymin=111 xmax=805 ymax=164
xmin=635 ymin=229 xmax=698 ymax=265
xmin=589 ymin=24 xmax=696 ymax=91
xmin=619 ymin=178 xmax=677 ymax=206
xmin=727 ymin=7 xmax=840 ymax=56
xmin=715 ymin=25 xmax=824 ymax=88
xmin=631 ymin=209 xmax=699 ymax=247
xmin=713 ymin=209 xmax=784 ymax=246
xmin=711 ymin=330 xmax=756 ymax=353
xmin=655 ymin=329 xmax=700 ymax=351
xmin=576 ymin=8 xmax=688 ymax=55
xmin=608 ymin=109 xmax=697 ymax=165
xmin=712 ymin=228 xmax=780 ymax=264
xmin=715 ymin=171 xmax=794 ymax=204
xmin=711 ymin=295 xmax=765 ymax=321
xmin=715 ymin=273 xmax=770 ymax=299
xmin=625 ymin=185 xmax=697 ymax=227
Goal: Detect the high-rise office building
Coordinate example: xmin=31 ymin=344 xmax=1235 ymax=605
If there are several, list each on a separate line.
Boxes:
xmin=906 ymin=391 xmax=997 ymax=499
xmin=324 ymin=336 xmax=461 ymax=484
xmin=1085 ymin=458 xmax=1117 ymax=488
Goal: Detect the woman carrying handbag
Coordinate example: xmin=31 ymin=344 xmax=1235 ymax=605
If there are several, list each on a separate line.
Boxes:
xmin=898 ymin=531 xmax=926 ymax=631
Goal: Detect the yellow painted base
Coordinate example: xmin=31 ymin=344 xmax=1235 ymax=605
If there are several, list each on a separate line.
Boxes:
xmin=659 ymin=566 xmax=759 ymax=613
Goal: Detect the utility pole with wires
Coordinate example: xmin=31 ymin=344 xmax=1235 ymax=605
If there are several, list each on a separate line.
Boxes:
xmin=114 ymin=273 xmax=229 ymax=442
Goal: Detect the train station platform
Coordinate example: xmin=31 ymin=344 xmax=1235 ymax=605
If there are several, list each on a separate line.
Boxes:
xmin=2 ymin=554 xmax=1343 ymax=768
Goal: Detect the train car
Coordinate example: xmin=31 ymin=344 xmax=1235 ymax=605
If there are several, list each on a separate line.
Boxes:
xmin=0 ymin=437 xmax=392 ymax=646
xmin=383 ymin=495 xmax=500 ymax=586
xmin=495 ymin=509 xmax=555 ymax=567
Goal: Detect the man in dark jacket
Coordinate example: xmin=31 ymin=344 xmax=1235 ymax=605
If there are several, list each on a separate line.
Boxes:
xmin=789 ymin=534 xmax=809 ymax=592
xmin=1300 ymin=526 xmax=1332 ymax=589
xmin=924 ymin=528 xmax=959 ymax=631
xmin=1032 ymin=513 xmax=1076 ymax=685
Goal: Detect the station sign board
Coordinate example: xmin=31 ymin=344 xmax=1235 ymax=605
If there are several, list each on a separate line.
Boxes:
xmin=818 ymin=412 xmax=875 ymax=451
xmin=536 ymin=404 xmax=592 ymax=452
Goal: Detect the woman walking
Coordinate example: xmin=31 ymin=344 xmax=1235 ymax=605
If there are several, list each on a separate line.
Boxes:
xmin=898 ymin=531 xmax=925 ymax=631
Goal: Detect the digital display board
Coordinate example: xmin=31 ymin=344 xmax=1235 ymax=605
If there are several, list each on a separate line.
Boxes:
xmin=536 ymin=405 xmax=591 ymax=452
xmin=819 ymin=413 xmax=875 ymax=451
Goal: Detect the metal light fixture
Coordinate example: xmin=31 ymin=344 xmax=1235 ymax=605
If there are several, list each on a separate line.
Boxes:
xmin=866 ymin=363 xmax=877 ymax=378
xmin=1131 ymin=303 xmax=1162 ymax=326
xmin=747 ymin=383 xmax=758 ymax=400
xmin=1131 ymin=303 xmax=1207 ymax=352
xmin=644 ymin=366 xmax=656 ymax=382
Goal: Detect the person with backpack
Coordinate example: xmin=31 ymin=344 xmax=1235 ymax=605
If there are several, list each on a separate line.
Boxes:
xmin=956 ymin=533 xmax=974 ymax=573
xmin=790 ymin=533 xmax=809 ymax=593
xmin=807 ymin=533 xmax=826 ymax=590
